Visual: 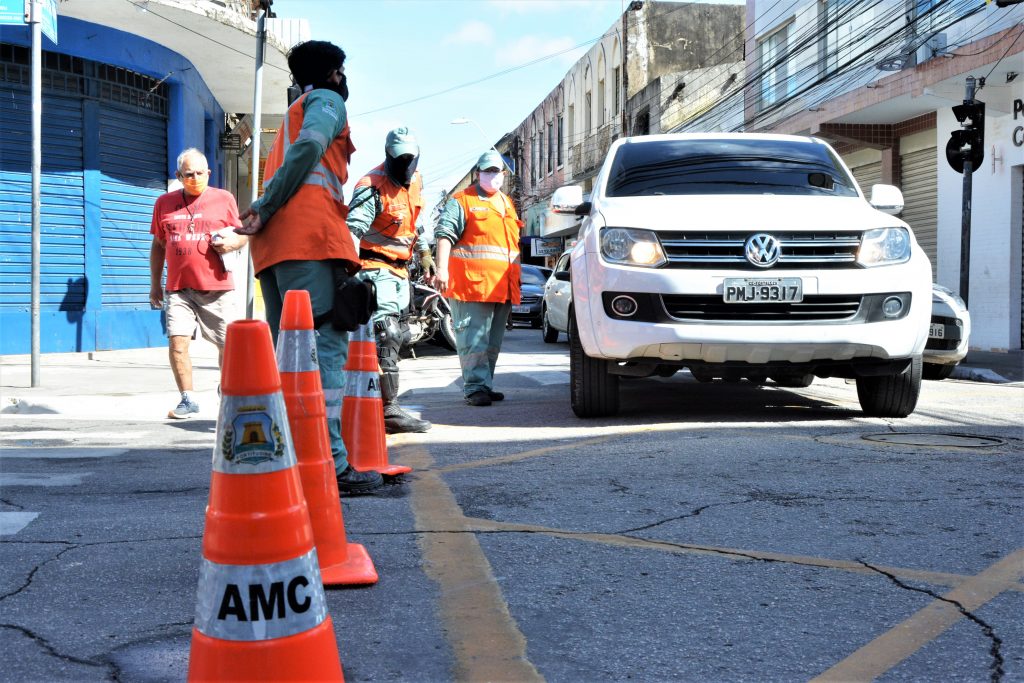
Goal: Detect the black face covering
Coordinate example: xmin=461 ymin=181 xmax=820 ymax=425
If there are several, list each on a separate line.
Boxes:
xmin=314 ymin=74 xmax=348 ymax=102
xmin=385 ymin=153 xmax=419 ymax=187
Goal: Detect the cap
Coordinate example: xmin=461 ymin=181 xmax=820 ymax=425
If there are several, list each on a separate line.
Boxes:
xmin=476 ymin=149 xmax=504 ymax=171
xmin=385 ymin=127 xmax=419 ymax=158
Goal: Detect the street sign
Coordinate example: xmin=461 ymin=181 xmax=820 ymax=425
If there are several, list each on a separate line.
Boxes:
xmin=0 ymin=1 xmax=27 ymax=26
xmin=0 ymin=1 xmax=56 ymax=43
xmin=40 ymin=0 xmax=56 ymax=44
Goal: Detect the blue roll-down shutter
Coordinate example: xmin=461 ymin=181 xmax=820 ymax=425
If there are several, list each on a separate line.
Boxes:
xmin=0 ymin=87 xmax=86 ymax=321
xmin=98 ymin=103 xmax=167 ymax=307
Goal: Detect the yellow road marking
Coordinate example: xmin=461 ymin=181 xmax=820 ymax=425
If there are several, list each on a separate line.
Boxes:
xmin=402 ymin=445 xmax=543 ymax=683
xmin=812 ymin=548 xmax=1024 ymax=682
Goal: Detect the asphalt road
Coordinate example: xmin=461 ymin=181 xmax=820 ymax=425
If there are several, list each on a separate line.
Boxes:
xmin=2 ymin=327 xmax=1022 ymax=682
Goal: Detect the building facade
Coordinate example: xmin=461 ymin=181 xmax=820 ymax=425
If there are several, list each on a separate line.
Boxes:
xmin=0 ymin=0 xmax=300 ymax=354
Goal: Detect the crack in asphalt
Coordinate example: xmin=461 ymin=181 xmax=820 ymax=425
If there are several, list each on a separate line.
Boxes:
xmin=1 ymin=535 xmax=201 ymax=603
xmin=616 ymin=499 xmax=753 ymax=533
xmin=0 ymin=623 xmax=117 ymax=679
xmin=0 ymin=497 xmax=25 ymax=511
xmin=857 ymin=559 xmax=1005 ymax=683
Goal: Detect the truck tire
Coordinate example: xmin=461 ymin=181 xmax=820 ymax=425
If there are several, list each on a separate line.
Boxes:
xmin=856 ymin=356 xmax=922 ymax=417
xmin=569 ymin=316 xmax=619 ymax=417
xmin=541 ymin=307 xmax=559 ymax=343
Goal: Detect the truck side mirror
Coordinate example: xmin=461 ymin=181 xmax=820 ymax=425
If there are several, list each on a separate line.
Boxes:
xmin=550 ymin=185 xmax=584 ymax=215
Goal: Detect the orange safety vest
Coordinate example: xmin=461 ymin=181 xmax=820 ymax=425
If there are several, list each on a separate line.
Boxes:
xmin=447 ymin=185 xmax=521 ymax=304
xmin=250 ymin=91 xmax=359 ymax=276
xmin=355 ymin=165 xmax=423 ymax=278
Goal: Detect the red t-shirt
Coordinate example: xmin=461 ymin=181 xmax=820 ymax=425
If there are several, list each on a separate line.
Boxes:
xmin=150 ymin=187 xmax=240 ymax=291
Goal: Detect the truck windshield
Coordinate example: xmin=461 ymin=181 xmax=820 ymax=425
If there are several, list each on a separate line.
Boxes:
xmin=605 ymin=139 xmax=859 ymax=198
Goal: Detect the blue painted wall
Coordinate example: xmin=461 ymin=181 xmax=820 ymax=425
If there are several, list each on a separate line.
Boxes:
xmin=0 ymin=16 xmax=229 ymax=354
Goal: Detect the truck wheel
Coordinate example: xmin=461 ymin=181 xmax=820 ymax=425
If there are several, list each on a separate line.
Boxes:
xmin=856 ymin=356 xmax=922 ymax=417
xmin=542 ymin=307 xmax=559 ymax=343
xmin=569 ymin=317 xmax=619 ymax=417
xmin=922 ymin=363 xmax=955 ymax=381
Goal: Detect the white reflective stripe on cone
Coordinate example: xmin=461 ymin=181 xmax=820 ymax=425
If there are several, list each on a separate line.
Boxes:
xmin=276 ymin=329 xmax=319 ymax=373
xmin=344 ymin=369 xmax=381 ymax=399
xmin=194 ymin=548 xmax=328 ymax=641
xmin=213 ymin=393 xmax=298 ymax=474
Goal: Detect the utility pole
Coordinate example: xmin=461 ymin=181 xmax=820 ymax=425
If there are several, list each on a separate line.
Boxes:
xmin=944 ymin=76 xmax=984 ymax=308
xmin=246 ymin=0 xmax=271 ymax=318
xmin=29 ymin=0 xmax=42 ymax=386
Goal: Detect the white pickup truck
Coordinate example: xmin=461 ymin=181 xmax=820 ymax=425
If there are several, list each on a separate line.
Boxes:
xmin=553 ymin=133 xmax=932 ymax=418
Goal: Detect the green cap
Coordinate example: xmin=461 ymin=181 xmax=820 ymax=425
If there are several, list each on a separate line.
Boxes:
xmin=385 ymin=127 xmax=418 ymax=158
xmin=476 ymin=149 xmax=504 ymax=171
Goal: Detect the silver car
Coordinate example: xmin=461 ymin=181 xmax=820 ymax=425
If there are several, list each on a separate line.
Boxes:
xmin=541 ymin=249 xmax=573 ymax=343
xmin=924 ymin=284 xmax=970 ymax=380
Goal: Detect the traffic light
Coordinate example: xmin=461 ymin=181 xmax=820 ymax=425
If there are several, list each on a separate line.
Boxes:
xmin=945 ymin=100 xmax=985 ymax=174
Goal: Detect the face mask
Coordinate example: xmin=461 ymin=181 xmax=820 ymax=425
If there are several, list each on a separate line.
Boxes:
xmin=181 ymin=174 xmax=208 ymax=196
xmin=478 ymin=171 xmax=504 ymax=194
xmin=385 ymin=153 xmax=419 ymax=187
xmin=316 ymin=75 xmax=348 ymax=102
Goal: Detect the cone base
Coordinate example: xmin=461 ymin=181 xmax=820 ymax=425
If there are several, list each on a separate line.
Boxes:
xmin=320 ymin=542 xmax=378 ymax=586
xmin=361 ymin=464 xmax=412 ymax=476
xmin=187 ymin=618 xmax=343 ymax=682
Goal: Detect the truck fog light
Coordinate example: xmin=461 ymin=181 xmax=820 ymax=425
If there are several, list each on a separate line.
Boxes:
xmin=611 ymin=296 xmax=638 ymax=317
xmin=882 ymin=296 xmax=904 ymax=317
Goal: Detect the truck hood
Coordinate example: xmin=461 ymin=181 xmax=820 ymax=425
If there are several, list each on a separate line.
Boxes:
xmin=595 ymin=194 xmax=907 ymax=232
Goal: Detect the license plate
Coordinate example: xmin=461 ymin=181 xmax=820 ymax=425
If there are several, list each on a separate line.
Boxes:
xmin=512 ymin=305 xmax=530 ymax=313
xmin=723 ymin=278 xmax=803 ymax=303
xmin=929 ymin=323 xmax=945 ymax=339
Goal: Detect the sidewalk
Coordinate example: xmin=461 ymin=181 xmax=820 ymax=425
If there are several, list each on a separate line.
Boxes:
xmin=1 ymin=343 xmax=1020 ymax=420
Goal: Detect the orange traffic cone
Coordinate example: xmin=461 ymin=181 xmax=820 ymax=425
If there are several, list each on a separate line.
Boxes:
xmin=187 ymin=319 xmax=344 ymax=682
xmin=341 ymin=321 xmax=411 ymax=476
xmin=278 ymin=290 xmax=377 ymax=586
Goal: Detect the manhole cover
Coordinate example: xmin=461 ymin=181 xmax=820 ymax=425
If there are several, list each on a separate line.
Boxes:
xmin=862 ymin=433 xmax=1006 ymax=448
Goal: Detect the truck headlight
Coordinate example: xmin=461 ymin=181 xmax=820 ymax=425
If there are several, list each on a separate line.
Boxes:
xmin=600 ymin=228 xmax=667 ymax=268
xmin=857 ymin=227 xmax=911 ymax=267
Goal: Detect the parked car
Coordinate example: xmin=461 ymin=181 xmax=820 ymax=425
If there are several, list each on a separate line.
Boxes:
xmin=509 ymin=264 xmax=552 ymax=328
xmin=542 ymin=249 xmax=573 ymax=342
xmin=923 ymin=284 xmax=970 ymax=380
xmin=556 ymin=132 xmax=932 ymax=418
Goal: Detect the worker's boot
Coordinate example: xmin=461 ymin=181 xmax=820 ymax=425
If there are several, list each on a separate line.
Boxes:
xmin=381 ymin=371 xmax=431 ymax=434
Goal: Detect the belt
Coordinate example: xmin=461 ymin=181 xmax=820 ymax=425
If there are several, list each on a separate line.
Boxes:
xmin=359 ymin=248 xmax=408 ymax=268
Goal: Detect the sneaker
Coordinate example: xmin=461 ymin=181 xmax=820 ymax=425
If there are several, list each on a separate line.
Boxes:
xmin=383 ymin=403 xmax=431 ymax=434
xmin=486 ymin=389 xmax=505 ymax=401
xmin=336 ymin=465 xmax=383 ymax=495
xmin=465 ymin=391 xmax=492 ymax=407
xmin=168 ymin=396 xmax=199 ymax=419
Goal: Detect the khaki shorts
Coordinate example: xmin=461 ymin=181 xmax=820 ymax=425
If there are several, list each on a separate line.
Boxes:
xmin=165 ymin=288 xmax=235 ymax=347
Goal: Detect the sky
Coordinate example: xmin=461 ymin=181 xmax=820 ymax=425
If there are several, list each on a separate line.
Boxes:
xmin=269 ymin=0 xmax=738 ymax=214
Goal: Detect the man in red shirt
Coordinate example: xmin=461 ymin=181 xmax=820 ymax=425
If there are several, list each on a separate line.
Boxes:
xmin=149 ymin=148 xmax=248 ymax=418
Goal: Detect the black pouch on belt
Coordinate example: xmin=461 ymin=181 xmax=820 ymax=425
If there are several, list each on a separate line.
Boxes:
xmin=312 ymin=266 xmax=376 ymax=332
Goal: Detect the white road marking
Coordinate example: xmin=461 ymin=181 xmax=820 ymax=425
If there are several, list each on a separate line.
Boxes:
xmin=0 ymin=512 xmax=39 ymax=536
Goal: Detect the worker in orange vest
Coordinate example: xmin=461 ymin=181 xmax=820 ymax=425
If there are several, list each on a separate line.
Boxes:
xmin=347 ymin=127 xmax=432 ymax=433
xmin=236 ymin=40 xmax=382 ymax=495
xmin=433 ymin=150 xmax=521 ymax=407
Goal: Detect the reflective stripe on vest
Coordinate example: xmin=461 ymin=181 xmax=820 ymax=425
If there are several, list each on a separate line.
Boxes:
xmin=357 ymin=166 xmax=422 ymax=275
xmin=276 ymin=329 xmax=319 ymax=373
xmin=451 ymin=244 xmax=521 ymax=262
xmin=344 ymin=369 xmax=381 ymax=399
xmin=194 ymin=548 xmax=328 ymax=641
xmin=213 ymin=393 xmax=297 ymax=474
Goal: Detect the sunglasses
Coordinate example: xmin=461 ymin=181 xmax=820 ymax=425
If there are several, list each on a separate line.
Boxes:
xmin=180 ymin=170 xmax=209 ymax=179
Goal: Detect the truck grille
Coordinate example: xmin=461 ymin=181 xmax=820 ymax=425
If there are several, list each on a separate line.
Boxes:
xmin=659 ymin=231 xmax=862 ymax=269
xmin=520 ymin=294 xmax=541 ymax=305
xmin=661 ymin=294 xmax=863 ymax=321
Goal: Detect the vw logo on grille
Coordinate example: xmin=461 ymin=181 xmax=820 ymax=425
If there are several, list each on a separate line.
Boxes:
xmin=744 ymin=233 xmax=781 ymax=268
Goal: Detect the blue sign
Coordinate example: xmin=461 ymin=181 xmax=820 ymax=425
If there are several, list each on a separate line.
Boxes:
xmin=0 ymin=1 xmax=27 ymax=27
xmin=0 ymin=1 xmax=56 ymax=44
xmin=40 ymin=0 xmax=55 ymax=43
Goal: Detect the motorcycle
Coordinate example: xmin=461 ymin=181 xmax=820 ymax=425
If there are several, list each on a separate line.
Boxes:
xmin=400 ymin=257 xmax=457 ymax=356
